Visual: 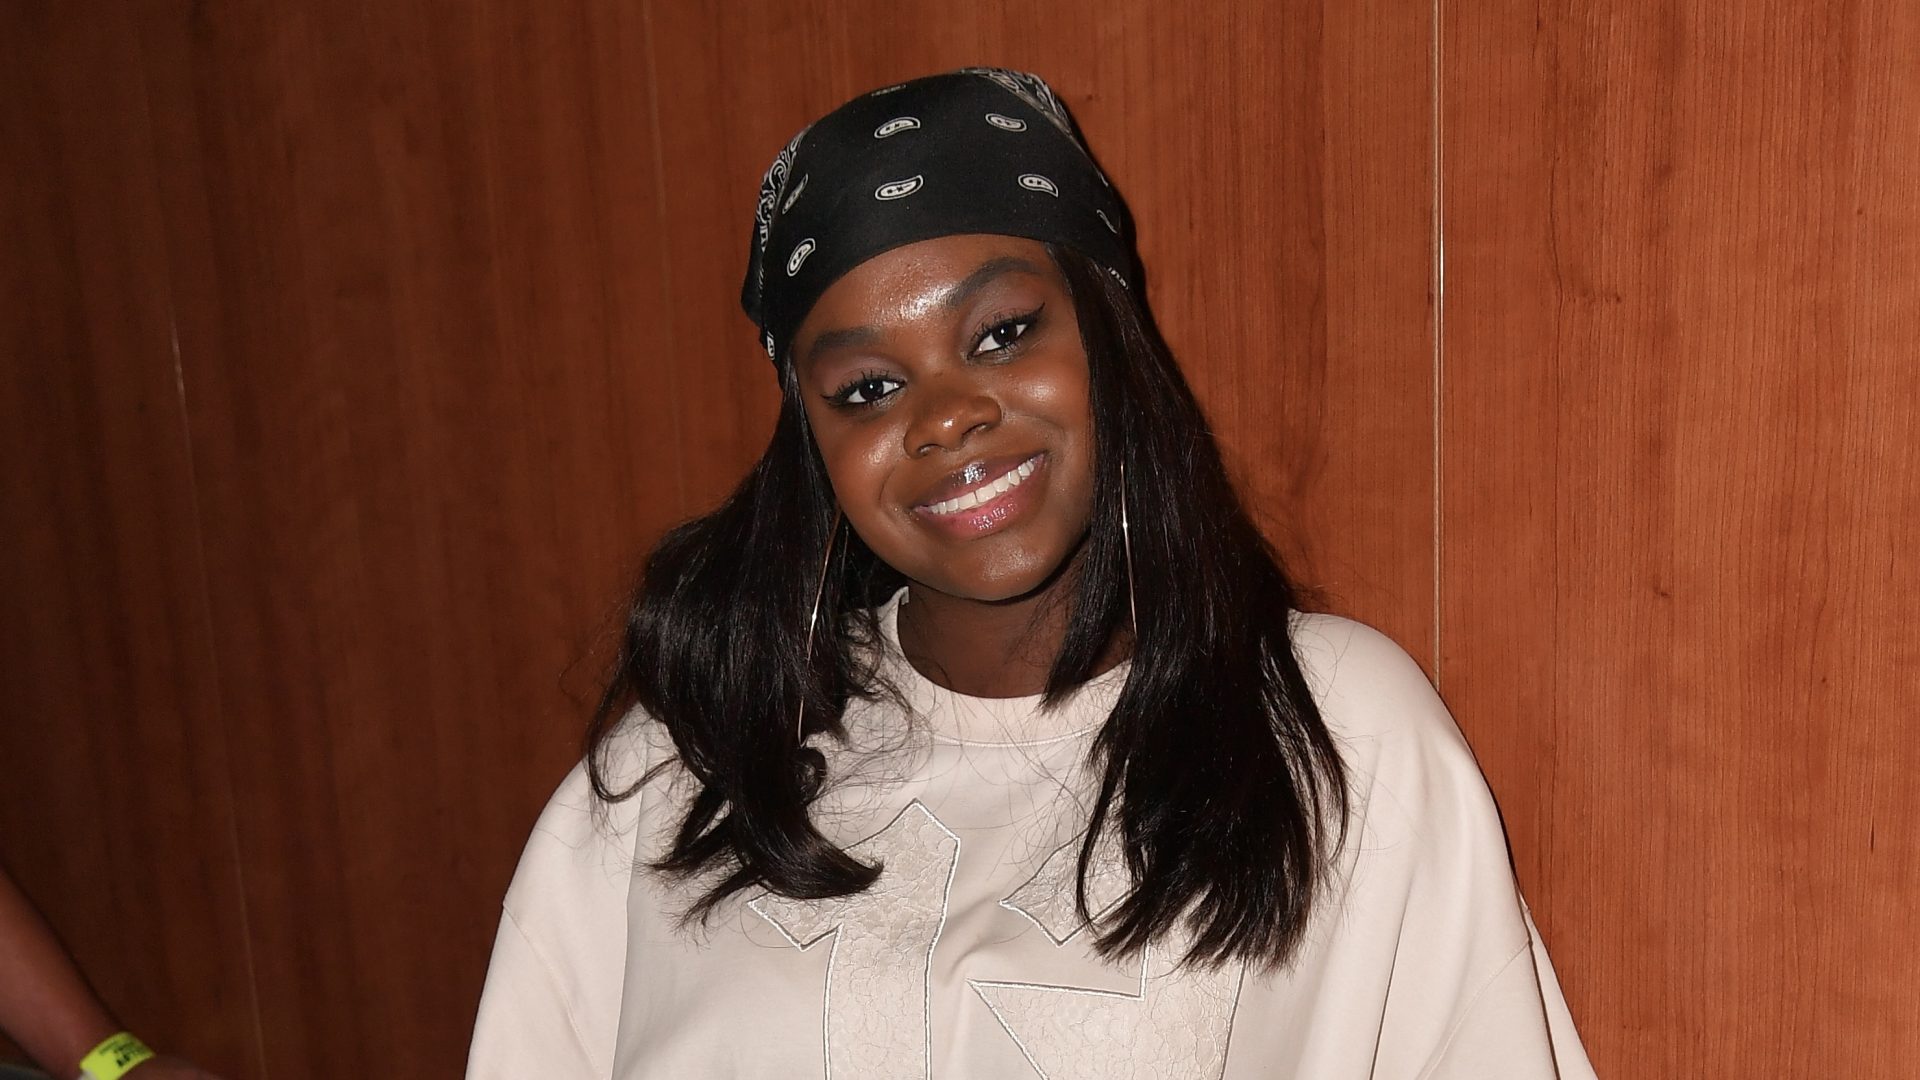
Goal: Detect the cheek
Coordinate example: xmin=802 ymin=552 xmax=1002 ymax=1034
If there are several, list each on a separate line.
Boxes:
xmin=1012 ymin=356 xmax=1084 ymax=405
xmin=812 ymin=422 xmax=906 ymax=527
xmin=1014 ymin=337 xmax=1093 ymax=411
xmin=1013 ymin=361 xmax=1095 ymax=469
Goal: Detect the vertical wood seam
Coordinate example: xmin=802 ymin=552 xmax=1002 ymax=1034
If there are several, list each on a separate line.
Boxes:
xmin=638 ymin=0 xmax=689 ymax=517
xmin=1431 ymin=0 xmax=1447 ymax=688
xmin=130 ymin=17 xmax=272 ymax=1076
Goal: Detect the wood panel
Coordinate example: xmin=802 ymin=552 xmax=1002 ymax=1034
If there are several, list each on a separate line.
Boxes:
xmin=0 ymin=5 xmax=262 ymax=1073
xmin=13 ymin=1 xmax=1920 ymax=1075
xmin=1442 ymin=0 xmax=1920 ymax=1076
xmin=2 ymin=0 xmax=1489 ymax=1074
xmin=126 ymin=3 xmax=680 ymax=1073
xmin=640 ymin=0 xmax=1439 ymax=657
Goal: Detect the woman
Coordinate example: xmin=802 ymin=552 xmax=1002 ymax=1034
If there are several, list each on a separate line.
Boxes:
xmin=468 ymin=69 xmax=1596 ymax=1078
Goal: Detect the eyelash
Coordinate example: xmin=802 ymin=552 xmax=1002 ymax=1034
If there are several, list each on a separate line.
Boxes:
xmin=829 ymin=370 xmax=903 ymax=407
xmin=823 ymin=306 xmax=1045 ymax=410
xmin=971 ymin=305 xmax=1043 ymax=356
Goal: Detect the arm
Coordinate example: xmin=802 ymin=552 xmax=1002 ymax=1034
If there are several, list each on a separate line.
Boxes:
xmin=0 ymin=865 xmax=222 ymax=1080
xmin=467 ymin=909 xmax=603 ymax=1078
xmin=1290 ymin=613 xmax=1598 ymax=1079
xmin=468 ymin=724 xmax=655 ymax=1078
xmin=0 ymin=863 xmax=116 ymax=1070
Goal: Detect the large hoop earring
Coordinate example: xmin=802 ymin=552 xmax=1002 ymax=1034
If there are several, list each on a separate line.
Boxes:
xmin=1119 ymin=462 xmax=1138 ymax=633
xmin=796 ymin=508 xmax=844 ymax=745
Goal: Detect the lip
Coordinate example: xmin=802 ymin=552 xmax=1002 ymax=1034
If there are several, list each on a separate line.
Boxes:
xmin=910 ymin=452 xmax=1048 ymax=538
xmin=911 ymin=452 xmax=1045 ymax=508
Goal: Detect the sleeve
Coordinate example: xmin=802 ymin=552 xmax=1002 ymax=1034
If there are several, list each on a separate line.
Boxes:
xmin=1421 ymin=910 xmax=1598 ymax=1080
xmin=1526 ymin=903 xmax=1600 ymax=1079
xmin=467 ymin=724 xmax=653 ymax=1079
xmin=467 ymin=908 xmax=603 ymax=1077
xmin=1292 ymin=614 xmax=1599 ymax=1080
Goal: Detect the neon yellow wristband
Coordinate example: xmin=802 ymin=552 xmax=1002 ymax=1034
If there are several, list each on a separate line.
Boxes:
xmin=77 ymin=1032 xmax=155 ymax=1080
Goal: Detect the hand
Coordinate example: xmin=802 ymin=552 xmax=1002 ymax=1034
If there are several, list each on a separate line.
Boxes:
xmin=127 ymin=1056 xmax=226 ymax=1080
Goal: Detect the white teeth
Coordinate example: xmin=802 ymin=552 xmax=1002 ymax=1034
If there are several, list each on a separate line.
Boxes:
xmin=926 ymin=456 xmax=1039 ymax=516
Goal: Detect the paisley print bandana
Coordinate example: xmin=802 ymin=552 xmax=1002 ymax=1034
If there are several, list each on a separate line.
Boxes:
xmin=739 ymin=68 xmax=1136 ymax=366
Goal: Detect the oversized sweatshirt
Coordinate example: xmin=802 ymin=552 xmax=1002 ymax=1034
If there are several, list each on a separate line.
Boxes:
xmin=469 ymin=591 xmax=1598 ymax=1078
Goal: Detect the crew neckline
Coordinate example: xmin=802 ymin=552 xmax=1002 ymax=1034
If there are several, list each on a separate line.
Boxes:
xmin=876 ymin=586 xmax=1132 ymax=746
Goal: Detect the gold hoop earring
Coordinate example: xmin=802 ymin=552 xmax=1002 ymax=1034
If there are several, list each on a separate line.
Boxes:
xmin=1119 ymin=462 xmax=1138 ymax=633
xmin=796 ymin=508 xmax=844 ymax=745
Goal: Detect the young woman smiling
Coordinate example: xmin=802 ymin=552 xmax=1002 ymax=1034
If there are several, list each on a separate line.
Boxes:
xmin=468 ymin=69 xmax=1597 ymax=1078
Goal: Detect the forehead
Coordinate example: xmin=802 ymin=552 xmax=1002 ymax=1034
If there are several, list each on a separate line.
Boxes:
xmin=796 ymin=234 xmax=1062 ymax=334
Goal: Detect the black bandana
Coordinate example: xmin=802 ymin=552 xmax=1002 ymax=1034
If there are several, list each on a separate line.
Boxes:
xmin=740 ymin=68 xmax=1135 ymax=366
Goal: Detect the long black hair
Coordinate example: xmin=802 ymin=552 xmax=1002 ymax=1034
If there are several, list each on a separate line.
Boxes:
xmin=586 ymin=245 xmax=1350 ymax=970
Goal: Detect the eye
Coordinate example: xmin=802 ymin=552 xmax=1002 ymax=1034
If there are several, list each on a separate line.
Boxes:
xmin=830 ymin=373 xmax=903 ymax=407
xmin=972 ymin=308 xmax=1042 ymax=355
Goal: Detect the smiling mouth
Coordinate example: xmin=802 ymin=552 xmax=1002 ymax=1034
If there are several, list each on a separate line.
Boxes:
xmin=919 ymin=453 xmax=1044 ymax=516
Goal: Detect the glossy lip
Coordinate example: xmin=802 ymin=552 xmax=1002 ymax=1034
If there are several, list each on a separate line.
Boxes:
xmin=909 ymin=452 xmax=1048 ymax=539
xmin=910 ymin=451 xmax=1045 ymax=509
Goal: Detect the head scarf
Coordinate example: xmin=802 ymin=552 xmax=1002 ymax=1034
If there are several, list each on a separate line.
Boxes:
xmin=739 ymin=68 xmax=1135 ymax=367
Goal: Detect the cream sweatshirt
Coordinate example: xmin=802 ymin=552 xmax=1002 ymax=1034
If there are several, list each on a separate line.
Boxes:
xmin=469 ymin=592 xmax=1598 ymax=1078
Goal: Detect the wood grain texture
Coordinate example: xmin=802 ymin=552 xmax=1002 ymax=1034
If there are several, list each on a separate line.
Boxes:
xmin=125 ymin=3 xmax=679 ymax=1073
xmin=0 ymin=5 xmax=263 ymax=1073
xmin=6 ymin=2 xmax=1435 ymax=1073
xmin=1442 ymin=0 xmax=1920 ymax=1075
xmin=640 ymin=0 xmax=1439 ymax=656
xmin=2 ymin=2 xmax=1434 ymax=1072
xmin=9 ymin=0 xmax=1916 ymax=1073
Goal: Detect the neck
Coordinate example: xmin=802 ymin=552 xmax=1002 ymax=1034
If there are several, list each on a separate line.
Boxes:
xmin=895 ymin=553 xmax=1129 ymax=698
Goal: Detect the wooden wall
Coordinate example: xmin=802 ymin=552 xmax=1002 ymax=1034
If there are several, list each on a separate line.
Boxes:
xmin=1445 ymin=1 xmax=1920 ymax=1071
xmin=1 ymin=1 xmax=1912 ymax=1077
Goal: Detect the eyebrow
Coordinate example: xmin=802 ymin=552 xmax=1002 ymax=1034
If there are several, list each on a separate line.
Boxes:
xmin=941 ymin=255 xmax=1045 ymax=313
xmin=800 ymin=255 xmax=1046 ymax=368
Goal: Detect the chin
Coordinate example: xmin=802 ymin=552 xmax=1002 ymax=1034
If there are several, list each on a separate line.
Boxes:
xmin=914 ymin=538 xmax=1083 ymax=605
xmin=953 ymin=575 xmax=1057 ymax=605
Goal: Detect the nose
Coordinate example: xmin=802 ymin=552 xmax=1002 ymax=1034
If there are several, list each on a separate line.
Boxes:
xmin=903 ymin=372 xmax=1003 ymax=458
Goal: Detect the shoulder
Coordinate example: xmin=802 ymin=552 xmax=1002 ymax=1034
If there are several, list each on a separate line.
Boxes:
xmin=472 ymin=706 xmax=675 ymax=1074
xmin=1280 ymin=615 xmax=1583 ymax=1066
xmin=1285 ymin=612 xmax=1501 ymax=848
xmin=500 ymin=705 xmax=675 ymax=926
xmin=1287 ymin=611 xmax=1464 ymax=748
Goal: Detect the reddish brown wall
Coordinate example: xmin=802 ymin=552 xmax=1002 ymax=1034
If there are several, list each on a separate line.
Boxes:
xmin=1443 ymin=0 xmax=1920 ymax=1070
xmin=2 ymin=1 xmax=1912 ymax=1077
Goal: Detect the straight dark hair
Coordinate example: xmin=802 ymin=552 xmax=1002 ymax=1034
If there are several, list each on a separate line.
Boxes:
xmin=586 ymin=246 xmax=1350 ymax=969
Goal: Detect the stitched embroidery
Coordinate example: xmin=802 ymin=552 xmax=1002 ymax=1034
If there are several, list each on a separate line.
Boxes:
xmin=973 ymin=835 xmax=1246 ymax=1079
xmin=750 ymin=801 xmax=960 ymax=1079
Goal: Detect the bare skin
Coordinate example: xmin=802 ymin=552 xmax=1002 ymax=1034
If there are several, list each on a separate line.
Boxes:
xmin=792 ymin=234 xmax=1126 ymax=696
xmin=0 ymin=865 xmax=222 ymax=1079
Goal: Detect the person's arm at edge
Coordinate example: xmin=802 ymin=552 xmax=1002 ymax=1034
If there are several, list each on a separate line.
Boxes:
xmin=0 ymin=864 xmax=223 ymax=1078
xmin=0 ymin=861 xmax=118 ymax=1071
